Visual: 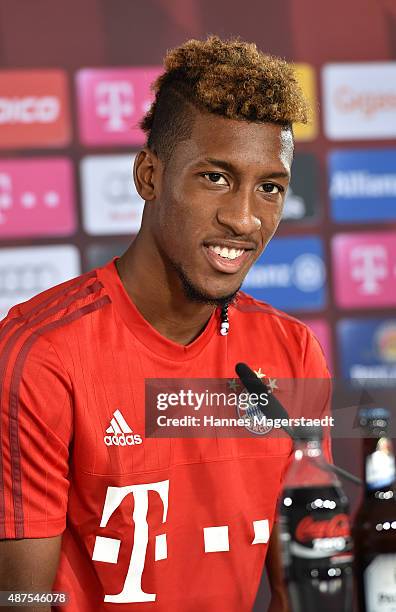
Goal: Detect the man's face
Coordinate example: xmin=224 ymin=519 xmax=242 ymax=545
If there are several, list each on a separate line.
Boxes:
xmin=145 ymin=112 xmax=293 ymax=303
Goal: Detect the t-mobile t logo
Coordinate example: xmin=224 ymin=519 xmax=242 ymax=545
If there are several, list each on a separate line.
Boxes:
xmin=92 ymin=480 xmax=270 ymax=604
xmin=350 ymin=245 xmax=388 ymax=294
xmin=0 ymin=159 xmax=75 ymax=238
xmin=92 ymin=480 xmax=169 ymax=603
xmin=95 ymin=81 xmax=134 ymax=132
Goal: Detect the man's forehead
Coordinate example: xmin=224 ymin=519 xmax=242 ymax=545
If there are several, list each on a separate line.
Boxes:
xmin=193 ymin=111 xmax=289 ymax=137
xmin=180 ymin=113 xmax=294 ymax=170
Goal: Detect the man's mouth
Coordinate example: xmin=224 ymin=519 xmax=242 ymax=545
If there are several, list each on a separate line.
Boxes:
xmin=208 ymin=245 xmax=245 ymax=260
xmin=203 ymin=243 xmax=253 ymax=274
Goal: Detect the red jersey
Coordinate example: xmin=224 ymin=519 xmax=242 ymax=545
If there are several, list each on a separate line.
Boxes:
xmin=0 ymin=259 xmax=331 ymax=611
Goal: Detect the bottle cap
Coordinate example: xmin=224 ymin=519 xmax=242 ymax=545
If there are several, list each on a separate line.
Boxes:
xmin=292 ymin=424 xmax=323 ymax=441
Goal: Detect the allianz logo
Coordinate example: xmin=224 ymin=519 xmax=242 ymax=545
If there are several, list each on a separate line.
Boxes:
xmin=244 ymin=253 xmax=325 ymax=292
xmin=330 ymin=171 xmax=396 ymax=198
xmin=104 ymin=409 xmax=143 ymax=446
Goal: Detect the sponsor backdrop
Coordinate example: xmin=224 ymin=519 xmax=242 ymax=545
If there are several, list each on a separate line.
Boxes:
xmin=2 ymin=0 xmax=395 ymax=382
xmin=0 ymin=1 xmax=396 ymax=604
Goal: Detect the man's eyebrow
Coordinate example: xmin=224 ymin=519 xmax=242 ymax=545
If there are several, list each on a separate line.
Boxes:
xmin=200 ymin=158 xmax=237 ymax=173
xmin=198 ymin=157 xmax=290 ymax=179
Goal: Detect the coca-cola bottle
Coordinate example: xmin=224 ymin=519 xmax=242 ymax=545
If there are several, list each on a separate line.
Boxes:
xmin=279 ymin=425 xmax=353 ymax=612
xmin=353 ymin=407 xmax=396 ymax=612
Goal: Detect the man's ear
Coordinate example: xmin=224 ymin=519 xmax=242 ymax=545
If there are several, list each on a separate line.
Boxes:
xmin=133 ymin=147 xmax=161 ymax=201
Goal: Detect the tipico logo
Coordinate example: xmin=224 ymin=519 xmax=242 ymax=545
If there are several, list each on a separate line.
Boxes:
xmin=0 ymin=70 xmax=71 ymax=148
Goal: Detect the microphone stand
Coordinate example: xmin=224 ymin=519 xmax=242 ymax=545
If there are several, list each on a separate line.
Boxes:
xmin=235 ymin=362 xmax=362 ymax=486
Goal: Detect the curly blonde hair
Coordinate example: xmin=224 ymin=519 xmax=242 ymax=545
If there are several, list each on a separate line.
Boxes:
xmin=141 ymin=36 xmax=308 ymax=161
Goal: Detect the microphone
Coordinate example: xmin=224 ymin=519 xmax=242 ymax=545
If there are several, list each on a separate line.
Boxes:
xmin=235 ymin=362 xmax=296 ymax=439
xmin=235 ymin=362 xmax=362 ymax=486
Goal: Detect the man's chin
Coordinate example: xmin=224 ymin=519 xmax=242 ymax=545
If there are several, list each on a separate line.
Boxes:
xmin=200 ymin=291 xmax=239 ymax=308
xmin=169 ymin=260 xmax=241 ymax=306
xmin=185 ymin=283 xmax=239 ymax=308
xmin=178 ymin=270 xmax=240 ymax=307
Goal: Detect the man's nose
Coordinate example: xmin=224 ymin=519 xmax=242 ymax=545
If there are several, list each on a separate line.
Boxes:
xmin=216 ymin=188 xmax=261 ymax=236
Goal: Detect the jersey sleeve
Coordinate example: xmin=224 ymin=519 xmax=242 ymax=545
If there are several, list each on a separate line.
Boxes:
xmin=0 ymin=326 xmax=72 ymax=539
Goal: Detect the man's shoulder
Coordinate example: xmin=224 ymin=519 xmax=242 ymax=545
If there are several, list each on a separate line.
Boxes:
xmin=233 ymin=291 xmax=310 ymax=335
xmin=232 ymin=292 xmax=329 ymax=377
xmin=0 ymin=266 xmax=110 ymax=346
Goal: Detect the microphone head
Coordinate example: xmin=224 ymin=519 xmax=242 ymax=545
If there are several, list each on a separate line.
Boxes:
xmin=235 ymin=362 xmax=294 ymax=436
xmin=235 ymin=362 xmax=267 ymax=395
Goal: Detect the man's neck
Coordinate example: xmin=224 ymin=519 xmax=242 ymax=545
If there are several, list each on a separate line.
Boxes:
xmin=116 ymin=238 xmax=216 ymax=346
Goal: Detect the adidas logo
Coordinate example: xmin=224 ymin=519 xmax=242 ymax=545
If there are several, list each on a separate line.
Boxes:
xmin=104 ymin=409 xmax=143 ymax=446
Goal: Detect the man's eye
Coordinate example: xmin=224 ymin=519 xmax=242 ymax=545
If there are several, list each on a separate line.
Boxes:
xmin=259 ymin=183 xmax=283 ymax=194
xmin=202 ymin=173 xmax=228 ymax=185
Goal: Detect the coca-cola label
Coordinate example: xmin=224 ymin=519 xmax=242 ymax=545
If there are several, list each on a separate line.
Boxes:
xmin=281 ymin=486 xmax=352 ymax=563
xmin=290 ymin=514 xmax=350 ymax=559
xmin=296 ymin=514 xmax=350 ymax=543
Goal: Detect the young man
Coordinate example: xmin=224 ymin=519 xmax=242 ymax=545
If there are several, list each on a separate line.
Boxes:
xmin=0 ymin=37 xmax=330 ymax=611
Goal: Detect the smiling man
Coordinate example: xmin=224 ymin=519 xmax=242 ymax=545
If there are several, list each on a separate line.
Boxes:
xmin=0 ymin=37 xmax=331 ymax=611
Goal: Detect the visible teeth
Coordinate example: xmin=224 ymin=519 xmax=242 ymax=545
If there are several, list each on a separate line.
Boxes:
xmin=209 ymin=245 xmax=244 ymax=260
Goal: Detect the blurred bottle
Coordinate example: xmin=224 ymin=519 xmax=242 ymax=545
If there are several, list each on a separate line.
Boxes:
xmin=279 ymin=425 xmax=353 ymax=612
xmin=353 ymin=407 xmax=396 ymax=612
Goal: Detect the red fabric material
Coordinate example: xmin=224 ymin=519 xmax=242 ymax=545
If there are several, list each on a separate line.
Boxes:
xmin=0 ymin=260 xmax=331 ymax=611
